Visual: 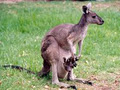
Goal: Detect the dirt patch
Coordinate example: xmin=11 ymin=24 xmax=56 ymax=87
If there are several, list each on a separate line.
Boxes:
xmin=0 ymin=0 xmax=23 ymax=4
xmin=0 ymin=0 xmax=48 ymax=3
xmin=94 ymin=1 xmax=120 ymax=9
xmin=74 ymin=73 xmax=120 ymax=90
xmin=0 ymin=0 xmax=41 ymax=4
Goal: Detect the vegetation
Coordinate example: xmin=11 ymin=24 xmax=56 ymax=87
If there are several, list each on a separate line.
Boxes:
xmin=0 ymin=1 xmax=120 ymax=90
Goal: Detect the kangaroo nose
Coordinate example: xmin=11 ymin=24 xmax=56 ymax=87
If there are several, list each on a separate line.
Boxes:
xmin=102 ymin=20 xmax=104 ymax=23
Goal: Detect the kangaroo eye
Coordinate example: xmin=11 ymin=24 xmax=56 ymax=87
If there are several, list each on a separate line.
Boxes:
xmin=92 ymin=16 xmax=96 ymax=18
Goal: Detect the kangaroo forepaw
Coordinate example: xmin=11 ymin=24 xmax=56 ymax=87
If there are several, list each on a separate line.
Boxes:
xmin=68 ymin=85 xmax=77 ymax=90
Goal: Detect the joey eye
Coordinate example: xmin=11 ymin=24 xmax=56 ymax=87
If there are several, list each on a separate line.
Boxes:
xmin=92 ymin=16 xmax=96 ymax=18
xmin=71 ymin=66 xmax=74 ymax=68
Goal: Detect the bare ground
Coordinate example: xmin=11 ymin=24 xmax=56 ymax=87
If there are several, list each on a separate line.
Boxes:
xmin=78 ymin=73 xmax=120 ymax=90
xmin=0 ymin=0 xmax=23 ymax=4
xmin=57 ymin=72 xmax=120 ymax=90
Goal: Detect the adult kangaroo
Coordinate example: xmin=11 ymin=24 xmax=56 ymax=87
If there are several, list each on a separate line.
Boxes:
xmin=39 ymin=3 xmax=104 ymax=88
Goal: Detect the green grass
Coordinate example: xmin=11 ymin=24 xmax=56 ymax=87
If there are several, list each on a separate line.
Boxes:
xmin=0 ymin=1 xmax=120 ymax=90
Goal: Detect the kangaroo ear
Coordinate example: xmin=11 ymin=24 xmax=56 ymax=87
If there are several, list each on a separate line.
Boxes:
xmin=82 ymin=3 xmax=92 ymax=14
xmin=87 ymin=2 xmax=92 ymax=10
xmin=82 ymin=5 xmax=88 ymax=14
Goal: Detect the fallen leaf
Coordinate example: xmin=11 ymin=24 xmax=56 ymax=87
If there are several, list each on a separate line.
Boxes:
xmin=89 ymin=75 xmax=99 ymax=81
xmin=59 ymin=88 xmax=67 ymax=90
xmin=28 ymin=81 xmax=31 ymax=83
xmin=44 ymin=85 xmax=49 ymax=89
xmin=114 ymin=80 xmax=120 ymax=86
xmin=31 ymin=85 xmax=36 ymax=88
xmin=0 ymin=80 xmax=2 ymax=85
xmin=77 ymin=88 xmax=81 ymax=90
xmin=7 ymin=73 xmax=11 ymax=77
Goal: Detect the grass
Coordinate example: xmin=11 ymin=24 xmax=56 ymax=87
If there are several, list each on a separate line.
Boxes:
xmin=0 ymin=1 xmax=120 ymax=90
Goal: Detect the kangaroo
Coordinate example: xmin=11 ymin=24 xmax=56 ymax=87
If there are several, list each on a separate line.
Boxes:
xmin=3 ymin=3 xmax=104 ymax=89
xmin=63 ymin=57 xmax=78 ymax=81
xmin=38 ymin=2 xmax=104 ymax=88
xmin=64 ymin=57 xmax=92 ymax=86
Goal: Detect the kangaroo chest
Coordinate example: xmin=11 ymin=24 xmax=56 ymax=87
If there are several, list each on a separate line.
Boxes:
xmin=73 ymin=28 xmax=88 ymax=45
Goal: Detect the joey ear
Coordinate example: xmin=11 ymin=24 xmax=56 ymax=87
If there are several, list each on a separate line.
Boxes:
xmin=63 ymin=57 xmax=66 ymax=63
xmin=75 ymin=57 xmax=78 ymax=61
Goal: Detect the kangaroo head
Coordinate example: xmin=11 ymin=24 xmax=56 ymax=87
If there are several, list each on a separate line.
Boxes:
xmin=63 ymin=57 xmax=77 ymax=72
xmin=82 ymin=3 xmax=104 ymax=25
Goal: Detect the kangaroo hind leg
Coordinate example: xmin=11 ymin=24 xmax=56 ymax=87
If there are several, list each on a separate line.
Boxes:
xmin=38 ymin=60 xmax=51 ymax=77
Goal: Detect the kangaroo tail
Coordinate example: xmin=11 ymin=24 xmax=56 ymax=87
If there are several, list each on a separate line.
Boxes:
xmin=3 ymin=65 xmax=35 ymax=74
